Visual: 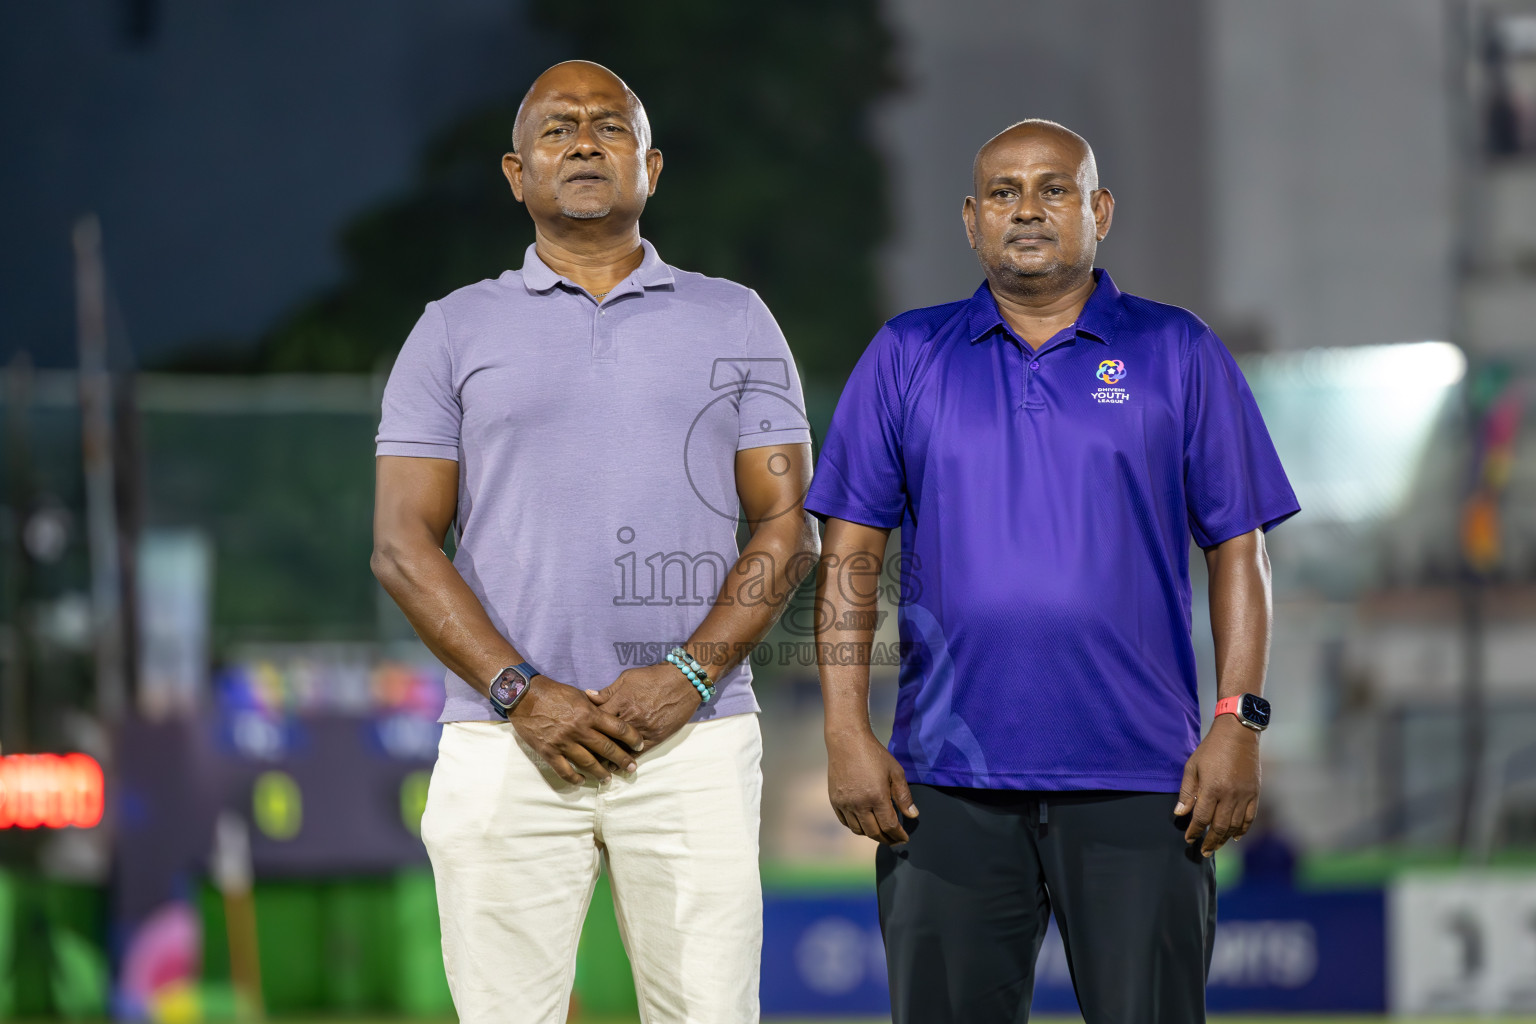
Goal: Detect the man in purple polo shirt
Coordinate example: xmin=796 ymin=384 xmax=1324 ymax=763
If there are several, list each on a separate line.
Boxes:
xmin=371 ymin=61 xmax=816 ymax=1023
xmin=806 ymin=120 xmax=1299 ymax=1022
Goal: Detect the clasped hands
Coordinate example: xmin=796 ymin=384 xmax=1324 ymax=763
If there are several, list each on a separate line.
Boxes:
xmin=507 ymin=662 xmax=702 ymax=785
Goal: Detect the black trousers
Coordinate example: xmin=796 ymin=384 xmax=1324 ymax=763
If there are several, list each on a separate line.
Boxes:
xmin=876 ymin=786 xmax=1216 ymax=1024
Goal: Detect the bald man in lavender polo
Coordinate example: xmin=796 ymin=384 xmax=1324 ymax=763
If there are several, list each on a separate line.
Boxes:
xmin=371 ymin=62 xmax=817 ymax=1023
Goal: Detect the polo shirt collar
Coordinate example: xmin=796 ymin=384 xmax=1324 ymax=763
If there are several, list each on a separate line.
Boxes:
xmin=967 ymin=268 xmax=1124 ymax=345
xmin=519 ymin=238 xmax=676 ymax=297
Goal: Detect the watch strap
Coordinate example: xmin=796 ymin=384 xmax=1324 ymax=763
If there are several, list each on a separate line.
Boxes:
xmin=1213 ymin=695 xmax=1244 ymax=720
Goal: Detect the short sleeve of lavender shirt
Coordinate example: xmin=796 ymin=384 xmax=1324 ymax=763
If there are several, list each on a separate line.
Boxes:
xmin=803 ymin=326 xmax=906 ymax=529
xmin=737 ymin=292 xmax=814 ymax=451
xmin=376 ymin=303 xmax=460 ymax=462
xmin=1182 ymin=328 xmax=1299 ymax=547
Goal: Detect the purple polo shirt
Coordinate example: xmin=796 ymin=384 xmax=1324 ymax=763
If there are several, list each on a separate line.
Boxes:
xmin=377 ymin=240 xmax=811 ymax=723
xmin=804 ymin=270 xmax=1299 ymax=791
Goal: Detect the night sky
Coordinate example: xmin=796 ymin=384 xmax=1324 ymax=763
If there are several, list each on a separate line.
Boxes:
xmin=1 ymin=0 xmax=535 ymax=367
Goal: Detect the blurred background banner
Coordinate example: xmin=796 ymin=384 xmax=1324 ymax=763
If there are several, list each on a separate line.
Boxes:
xmin=3 ymin=0 xmax=1536 ymax=1021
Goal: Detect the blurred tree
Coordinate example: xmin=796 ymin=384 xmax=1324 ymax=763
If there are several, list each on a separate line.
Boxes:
xmin=244 ymin=0 xmax=897 ymax=383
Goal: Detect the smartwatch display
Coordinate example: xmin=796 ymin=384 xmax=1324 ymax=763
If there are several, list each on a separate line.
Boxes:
xmin=488 ymin=662 xmax=538 ymax=719
xmin=1213 ymin=693 xmax=1270 ymax=731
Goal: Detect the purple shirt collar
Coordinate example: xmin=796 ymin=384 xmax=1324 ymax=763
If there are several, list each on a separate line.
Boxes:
xmin=519 ymin=238 xmax=677 ymax=299
xmin=967 ymin=267 xmax=1124 ymax=346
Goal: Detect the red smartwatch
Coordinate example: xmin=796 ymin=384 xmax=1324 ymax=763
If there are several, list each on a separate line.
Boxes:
xmin=1214 ymin=693 xmax=1271 ymax=732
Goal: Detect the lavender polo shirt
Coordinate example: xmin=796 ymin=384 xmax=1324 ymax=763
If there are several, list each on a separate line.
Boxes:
xmin=804 ymin=270 xmax=1300 ymax=791
xmin=377 ymin=240 xmax=811 ymax=723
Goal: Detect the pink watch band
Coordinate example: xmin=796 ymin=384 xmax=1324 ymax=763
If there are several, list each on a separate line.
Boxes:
xmin=1213 ymin=695 xmax=1243 ymax=720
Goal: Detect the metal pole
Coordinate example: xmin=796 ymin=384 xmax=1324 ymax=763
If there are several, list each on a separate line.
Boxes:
xmin=2 ymin=354 xmax=34 ymax=753
xmin=1456 ymin=559 xmax=1485 ymax=852
xmin=74 ymin=214 xmax=128 ymax=722
xmin=1446 ymin=0 xmax=1486 ymax=858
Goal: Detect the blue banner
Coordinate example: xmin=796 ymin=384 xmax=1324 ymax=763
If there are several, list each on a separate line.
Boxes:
xmin=761 ymin=884 xmax=1385 ymax=1016
xmin=762 ymin=894 xmax=887 ymax=1017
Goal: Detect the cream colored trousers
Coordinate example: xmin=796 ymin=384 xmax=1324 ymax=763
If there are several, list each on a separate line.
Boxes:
xmin=420 ymin=712 xmax=763 ymax=1024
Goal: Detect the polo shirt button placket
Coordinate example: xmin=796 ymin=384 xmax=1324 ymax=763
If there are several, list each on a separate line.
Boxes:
xmin=1024 ymin=357 xmax=1045 ymax=410
xmin=593 ymin=302 xmax=617 ymax=363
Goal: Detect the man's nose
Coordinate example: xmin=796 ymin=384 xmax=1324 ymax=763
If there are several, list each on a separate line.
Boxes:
xmin=1012 ymin=195 xmax=1044 ymax=222
xmin=570 ymin=121 xmax=604 ymax=155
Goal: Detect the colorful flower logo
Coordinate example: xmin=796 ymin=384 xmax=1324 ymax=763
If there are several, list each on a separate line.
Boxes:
xmin=1096 ymin=359 xmax=1126 ymax=384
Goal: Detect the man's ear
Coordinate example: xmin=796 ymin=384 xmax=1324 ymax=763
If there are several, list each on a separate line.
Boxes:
xmin=502 ymin=152 xmax=525 ymax=204
xmin=961 ymin=196 xmax=979 ymax=250
xmin=645 ymin=148 xmax=664 ymax=197
xmin=1091 ymin=187 xmax=1115 ymax=242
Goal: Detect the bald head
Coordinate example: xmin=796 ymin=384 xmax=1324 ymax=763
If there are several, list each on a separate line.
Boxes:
xmin=973 ymin=119 xmax=1098 ymax=194
xmin=962 ymin=117 xmax=1114 ymax=300
xmin=501 ymin=58 xmax=662 ymax=235
xmin=512 ymin=60 xmax=652 ymax=154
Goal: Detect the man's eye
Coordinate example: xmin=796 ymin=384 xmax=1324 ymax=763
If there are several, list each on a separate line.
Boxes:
xmin=1044 ymin=187 xmax=1066 ymax=196
xmin=993 ymin=190 xmax=1015 ymax=200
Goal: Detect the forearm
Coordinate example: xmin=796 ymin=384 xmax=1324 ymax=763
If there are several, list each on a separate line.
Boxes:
xmin=680 ymin=512 xmax=820 ymax=681
xmin=818 ymin=638 xmax=877 ymax=741
xmin=816 ymin=521 xmax=891 ymax=740
xmin=1181 ymin=528 xmax=1271 ymax=851
xmin=371 ymin=540 xmax=522 ymax=696
xmin=1205 ymin=528 xmax=1273 ymax=700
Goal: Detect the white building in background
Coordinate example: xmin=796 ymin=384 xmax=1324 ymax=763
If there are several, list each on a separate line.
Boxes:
xmin=874 ymin=0 xmax=1455 ymax=351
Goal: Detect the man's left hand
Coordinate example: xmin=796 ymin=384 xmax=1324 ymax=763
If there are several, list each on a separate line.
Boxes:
xmin=1175 ymin=715 xmax=1261 ymax=857
xmin=587 ymin=662 xmax=701 ymax=749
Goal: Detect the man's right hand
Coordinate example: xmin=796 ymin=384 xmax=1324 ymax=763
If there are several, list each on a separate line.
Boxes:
xmin=827 ymin=728 xmax=919 ymax=845
xmin=509 ymin=676 xmax=644 ymax=785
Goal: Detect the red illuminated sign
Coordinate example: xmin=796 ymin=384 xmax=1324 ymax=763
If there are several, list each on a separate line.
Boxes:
xmin=0 ymin=753 xmax=105 ymax=829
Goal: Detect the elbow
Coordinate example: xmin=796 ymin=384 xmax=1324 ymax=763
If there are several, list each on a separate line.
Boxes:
xmin=369 ymin=548 xmax=392 ymax=587
xmin=799 ymin=512 xmax=822 ymax=562
xmin=788 ymin=510 xmax=822 ymax=587
xmin=370 ymin=537 xmax=407 ymax=588
xmin=750 ymin=509 xmax=821 ymax=589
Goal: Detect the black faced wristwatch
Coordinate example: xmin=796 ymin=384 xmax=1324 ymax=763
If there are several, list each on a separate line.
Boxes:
xmin=487 ymin=662 xmax=539 ymax=718
xmin=1214 ymin=693 xmax=1271 ymax=732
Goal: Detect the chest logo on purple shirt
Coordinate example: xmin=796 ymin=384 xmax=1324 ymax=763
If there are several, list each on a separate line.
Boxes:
xmin=1095 ymin=359 xmax=1126 ymax=384
xmin=1093 ymin=358 xmax=1131 ymax=405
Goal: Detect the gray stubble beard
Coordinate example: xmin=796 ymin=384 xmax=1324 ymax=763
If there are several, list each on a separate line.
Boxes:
xmin=559 ymin=203 xmax=613 ymax=220
xmin=988 ymin=245 xmax=1096 ymax=298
